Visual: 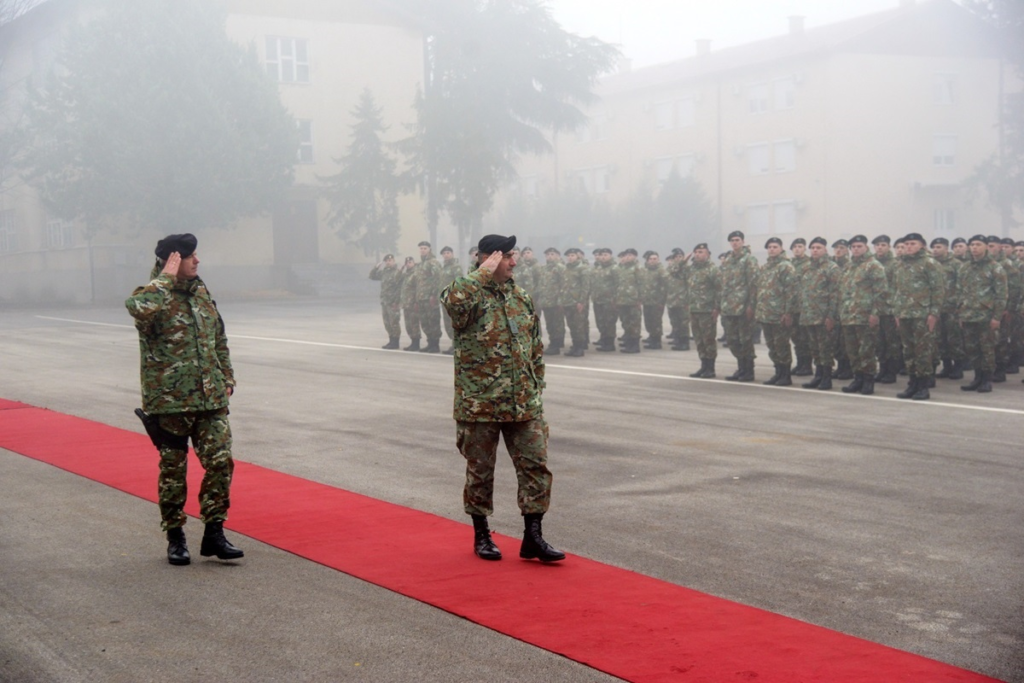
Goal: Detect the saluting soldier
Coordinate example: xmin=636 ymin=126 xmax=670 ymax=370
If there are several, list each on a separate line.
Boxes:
xmin=562 ymin=248 xmax=591 ymax=357
xmin=591 ymin=248 xmax=620 ymax=351
xmin=369 ymin=254 xmax=402 ymax=349
xmin=930 ymin=238 xmax=966 ymax=379
xmin=872 ymin=235 xmax=900 ymax=383
xmin=799 ymin=237 xmax=841 ymax=390
xmin=687 ymin=243 xmax=722 ymax=378
xmin=720 ymin=231 xmax=759 ymax=381
xmin=399 ymin=256 xmax=421 ymax=351
xmin=838 ymin=235 xmax=888 ymax=395
xmin=789 ymin=238 xmax=813 ymax=375
xmin=755 ymin=237 xmax=797 ymax=386
xmin=414 ymin=241 xmax=444 ymax=353
xmin=440 ymin=246 xmax=464 ymax=354
xmin=535 ymin=248 xmax=567 ymax=355
xmin=892 ymin=232 xmax=944 ymax=400
xmin=958 ymin=235 xmax=1008 ymax=393
xmin=665 ymin=248 xmax=691 ymax=351
xmin=616 ymin=248 xmax=644 ymax=353
xmin=639 ymin=250 xmax=669 ymax=349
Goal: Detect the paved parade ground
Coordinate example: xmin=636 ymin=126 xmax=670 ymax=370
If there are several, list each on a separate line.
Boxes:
xmin=2 ymin=296 xmax=1022 ymax=682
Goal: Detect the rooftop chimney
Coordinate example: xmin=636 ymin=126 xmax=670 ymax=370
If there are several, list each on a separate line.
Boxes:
xmin=788 ymin=15 xmax=805 ymax=36
xmin=695 ymin=39 xmax=711 ymax=57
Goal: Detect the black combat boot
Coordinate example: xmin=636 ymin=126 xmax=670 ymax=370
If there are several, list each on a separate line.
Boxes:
xmin=644 ymin=336 xmax=662 ymax=350
xmin=200 ymin=521 xmax=244 ymax=560
xmin=620 ymin=337 xmax=640 ymax=354
xmin=763 ymin=364 xmax=782 ymax=385
xmin=992 ymin=363 xmax=1006 ymax=382
xmin=834 ymin=358 xmax=853 ymax=380
xmin=166 ymin=527 xmax=191 ymax=566
xmin=962 ymin=357 xmax=974 ymax=371
xmin=471 ymin=515 xmax=501 ymax=561
xmin=802 ymin=365 xmax=823 ymax=389
xmin=977 ymin=371 xmax=993 ymax=393
xmin=419 ymin=337 xmax=441 ymax=353
xmin=841 ymin=372 xmax=864 ymax=393
xmin=961 ymin=370 xmax=984 ymax=391
xmin=911 ymin=377 xmax=930 ymax=401
xmin=689 ymin=360 xmax=708 ymax=378
xmin=876 ymin=358 xmax=898 ymax=384
xmin=775 ymin=364 xmax=793 ymax=386
xmin=737 ymin=358 xmax=755 ymax=382
xmin=948 ymin=359 xmax=964 ymax=380
xmin=700 ymin=359 xmax=717 ymax=378
xmin=520 ymin=513 xmax=565 ymax=562
xmin=927 ymin=373 xmax=936 ymax=388
xmin=859 ymin=373 xmax=875 ymax=395
xmin=545 ymin=345 xmax=562 ymax=356
xmin=565 ymin=345 xmax=585 ymax=357
xmin=403 ymin=338 xmax=421 ymax=352
xmin=382 ymin=336 xmax=400 ymax=350
xmin=896 ymin=377 xmax=919 ymax=399
xmin=676 ymin=337 xmax=690 ymax=350
xmin=725 ymin=362 xmax=744 ymax=381
xmin=817 ymin=366 xmax=833 ymax=390
xmin=792 ymin=356 xmax=813 ymax=376
xmin=936 ymin=358 xmax=953 ymax=378
xmin=1007 ymin=358 xmax=1020 ymax=374
xmin=596 ymin=338 xmax=616 ymax=352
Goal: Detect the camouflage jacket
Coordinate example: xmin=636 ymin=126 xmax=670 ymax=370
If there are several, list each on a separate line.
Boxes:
xmin=754 ymin=254 xmax=797 ymax=324
xmin=440 ymin=268 xmax=544 ymax=423
xmin=874 ymin=251 xmax=897 ymax=315
xmin=832 ymin=254 xmax=851 ymax=272
xmin=516 ymin=257 xmax=537 ymax=297
xmin=369 ymin=263 xmax=401 ymax=306
xmin=534 ymin=260 xmax=566 ymax=308
xmin=933 ymin=253 xmax=960 ymax=314
xmin=957 ymin=253 xmax=1007 ymax=323
xmin=125 ymin=269 xmax=234 ymax=415
xmin=798 ymin=255 xmax=840 ymax=325
xmin=720 ymin=247 xmax=758 ymax=316
xmin=687 ymin=260 xmax=722 ymax=313
xmin=638 ymin=264 xmax=668 ymax=306
xmin=995 ymin=254 xmax=1022 ymax=311
xmin=790 ymin=254 xmax=810 ymax=314
xmin=665 ymin=260 xmax=688 ymax=308
xmin=892 ymin=251 xmax=944 ymax=319
xmin=590 ymin=260 xmax=619 ymax=304
xmin=839 ymin=253 xmax=888 ymax=325
xmin=414 ymin=253 xmax=443 ymax=302
xmin=614 ymin=261 xmax=642 ymax=306
xmin=399 ymin=266 xmax=418 ymax=307
xmin=562 ymin=260 xmax=591 ymax=306
xmin=441 ymin=257 xmax=464 ymax=287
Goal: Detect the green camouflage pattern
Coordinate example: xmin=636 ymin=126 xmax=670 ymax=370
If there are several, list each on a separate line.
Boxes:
xmin=665 ymin=260 xmax=688 ymax=308
xmin=720 ymin=247 xmax=758 ymax=316
xmin=957 ymin=253 xmax=1007 ymax=323
xmin=639 ymin=263 xmax=668 ymax=305
xmin=441 ymin=267 xmax=545 ymax=422
xmin=534 ymin=260 xmax=566 ymax=308
xmin=761 ymin=322 xmax=792 ymax=367
xmin=892 ymin=251 xmax=944 ymax=320
xmin=754 ymin=254 xmax=797 ymax=324
xmin=157 ymin=409 xmax=233 ymax=530
xmin=516 ymin=256 xmax=538 ymax=297
xmin=590 ymin=259 xmax=619 ymax=304
xmin=839 ymin=253 xmax=889 ymax=325
xmin=456 ymin=418 xmax=551 ymax=516
xmin=126 ymin=270 xmax=234 ymax=414
xmin=686 ymin=260 xmax=722 ymax=313
xmin=798 ymin=255 xmax=840 ymax=325
xmin=691 ymin=312 xmax=718 ymax=360
xmin=721 ymin=315 xmax=755 ymax=361
xmin=370 ymin=263 xmax=402 ymax=338
xmin=898 ymin=317 xmax=935 ymax=377
xmin=563 ymin=260 xmax=591 ymax=349
xmin=843 ymin=324 xmax=878 ymax=375
xmin=416 ymin=253 xmax=443 ymax=339
xmin=962 ymin=321 xmax=997 ymax=373
xmin=399 ymin=265 xmax=418 ymax=306
xmin=933 ymin=253 xmax=960 ymax=314
xmin=614 ymin=261 xmax=642 ymax=306
xmin=804 ymin=323 xmax=835 ymax=369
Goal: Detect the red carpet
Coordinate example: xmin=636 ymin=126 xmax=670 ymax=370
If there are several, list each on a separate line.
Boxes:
xmin=0 ymin=398 xmax=1002 ymax=683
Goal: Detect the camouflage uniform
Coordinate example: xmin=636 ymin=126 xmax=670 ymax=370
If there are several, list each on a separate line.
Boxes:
xmin=591 ymin=258 xmax=619 ymax=348
xmin=666 ymin=259 xmax=690 ymax=346
xmin=126 ymin=267 xmax=236 ymax=532
xmin=933 ymin=252 xmax=966 ymax=369
xmin=993 ymin=252 xmax=1021 ymax=375
xmin=399 ymin=265 xmax=421 ymax=343
xmin=639 ymin=261 xmax=668 ymax=345
xmin=369 ymin=262 xmax=402 ymax=340
xmin=687 ymin=259 xmax=722 ymax=361
xmin=789 ymin=253 xmax=813 ymax=369
xmin=562 ymin=258 xmax=591 ymax=353
xmin=799 ymin=254 xmax=841 ymax=370
xmin=892 ymin=250 xmax=944 ymax=379
xmin=440 ymin=256 xmax=464 ymax=342
xmin=517 ymin=256 xmax=538 ymax=299
xmin=754 ymin=253 xmax=797 ymax=369
xmin=615 ymin=259 xmax=643 ymax=347
xmin=535 ymin=259 xmax=567 ymax=351
xmin=839 ymin=252 xmax=888 ymax=376
xmin=958 ymin=252 xmax=1007 ymax=375
xmin=874 ymin=250 xmax=902 ymax=375
xmin=720 ymin=247 xmax=759 ymax=364
xmin=440 ymin=266 xmax=550 ymax=517
xmin=415 ymin=252 xmax=444 ymax=343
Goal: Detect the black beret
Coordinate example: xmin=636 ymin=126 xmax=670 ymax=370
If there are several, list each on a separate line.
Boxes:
xmin=810 ymin=236 xmax=827 ymax=247
xmin=1016 ymin=241 xmax=1024 ymax=247
xmin=544 ymin=247 xmax=561 ymax=255
xmin=986 ymin=235 xmax=1002 ymax=244
xmin=643 ymin=250 xmax=654 ymax=259
xmin=719 ymin=252 xmax=730 ymax=259
xmin=624 ymin=248 xmax=638 ymax=256
xmin=904 ymin=233 xmax=926 ymax=244
xmin=790 ymin=238 xmax=806 ymax=248
xmin=383 ymin=253 xmax=395 ymax=260
xmin=477 ymin=234 xmax=516 ymax=255
xmin=670 ymin=247 xmax=684 ymax=256
xmin=1002 ymin=237 xmax=1015 ymax=246
xmin=832 ymin=239 xmax=848 ymax=248
xmin=592 ymin=248 xmax=603 ymax=255
xmin=155 ymin=233 xmax=197 ymax=260
xmin=417 ymin=240 xmax=431 ymax=248
xmin=893 ymin=237 xmax=905 ymax=245
xmin=520 ymin=246 xmax=532 ymax=253
xmin=951 ymin=237 xmax=966 ymax=246
xmin=849 ymin=235 xmax=868 ymax=245
xmin=968 ymin=234 xmax=988 ymax=245
xmin=764 ymin=237 xmax=782 ymax=248
xmin=871 ymin=235 xmax=890 ymax=245
xmin=468 ymin=246 xmax=478 ymax=254
xmin=440 ymin=245 xmax=453 ymax=254
xmin=930 ymin=237 xmax=949 ymax=248
xmin=727 ymin=230 xmax=744 ymax=241
xmin=693 ymin=243 xmax=709 ymax=252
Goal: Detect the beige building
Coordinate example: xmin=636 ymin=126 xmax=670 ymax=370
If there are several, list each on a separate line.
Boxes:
xmin=0 ymin=0 xmax=426 ymax=303
xmin=503 ymin=0 xmax=1019 ymax=257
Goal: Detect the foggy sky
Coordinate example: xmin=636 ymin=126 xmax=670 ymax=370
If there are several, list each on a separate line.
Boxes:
xmin=547 ymin=0 xmax=943 ymax=67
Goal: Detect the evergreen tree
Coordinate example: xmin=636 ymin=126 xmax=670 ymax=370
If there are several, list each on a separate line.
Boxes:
xmin=653 ymin=172 xmax=718 ymax=249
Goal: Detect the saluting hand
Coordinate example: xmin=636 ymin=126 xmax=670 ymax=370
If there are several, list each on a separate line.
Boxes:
xmin=161 ymin=252 xmax=182 ymax=277
xmin=480 ymin=250 xmax=503 ymax=273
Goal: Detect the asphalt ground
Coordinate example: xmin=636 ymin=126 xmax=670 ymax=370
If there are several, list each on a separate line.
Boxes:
xmin=1 ymin=297 xmax=1022 ymax=683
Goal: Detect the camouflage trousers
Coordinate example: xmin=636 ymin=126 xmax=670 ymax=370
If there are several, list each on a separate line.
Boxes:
xmin=876 ymin=315 xmax=901 ymax=366
xmin=898 ymin=317 xmax=936 ymax=377
xmin=803 ymin=323 xmax=834 ymax=369
xmin=721 ymin=314 xmax=756 ymax=361
xmin=962 ymin=321 xmax=997 ymax=374
xmin=760 ymin=322 xmax=792 ymax=367
xmin=790 ymin=313 xmax=811 ymax=360
xmin=642 ymin=304 xmax=665 ymax=339
xmin=843 ymin=324 xmax=879 ymax=375
xmin=157 ymin=409 xmax=234 ymax=531
xmin=691 ymin=312 xmax=718 ymax=360
xmin=1010 ymin=312 xmax=1024 ymax=361
xmin=419 ymin=299 xmax=442 ymax=340
xmin=667 ymin=305 xmax=690 ymax=340
xmin=593 ymin=302 xmax=618 ymax=344
xmin=381 ymin=302 xmax=401 ymax=339
xmin=541 ymin=307 xmax=566 ymax=348
xmin=565 ymin=304 xmax=588 ymax=349
xmin=936 ymin=313 xmax=965 ymax=361
xmin=833 ymin=325 xmax=848 ymax=362
xmin=618 ymin=303 xmax=642 ymax=339
xmin=456 ymin=419 xmax=551 ymax=517
xmin=403 ymin=305 xmax=421 ymax=341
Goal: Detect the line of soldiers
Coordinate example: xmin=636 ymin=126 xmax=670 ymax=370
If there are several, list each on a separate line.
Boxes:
xmin=371 ymin=232 xmax=1023 ymax=399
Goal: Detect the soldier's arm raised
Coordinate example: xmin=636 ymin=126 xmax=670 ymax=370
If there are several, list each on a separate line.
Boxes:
xmin=125 ymin=257 xmax=180 ymax=324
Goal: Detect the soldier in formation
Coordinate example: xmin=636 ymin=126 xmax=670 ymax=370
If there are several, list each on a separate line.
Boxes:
xmin=755 ymin=237 xmax=797 ymax=386
xmin=369 ymin=253 xmax=402 ymax=349
xmin=665 ymin=248 xmax=690 ymax=351
xmin=440 ymin=246 xmax=464 ymax=355
xmin=720 ymin=231 xmax=759 ymax=381
xmin=640 ymin=250 xmax=668 ymax=349
xmin=591 ymin=247 xmax=619 ymax=351
xmin=562 ymin=247 xmax=591 ymax=357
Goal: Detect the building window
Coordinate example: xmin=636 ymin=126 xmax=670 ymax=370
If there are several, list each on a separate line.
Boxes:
xmin=0 ymin=209 xmax=17 ymax=253
xmin=747 ymin=83 xmax=769 ymax=114
xmin=576 ymin=112 xmax=608 ymax=143
xmin=46 ymin=218 xmax=75 ymax=249
xmin=934 ymin=208 xmax=956 ymax=233
xmin=296 ymin=120 xmax=314 ymax=164
xmin=677 ymin=96 xmax=695 ymax=127
xmin=932 ymin=135 xmax=957 ymax=166
xmin=933 ymin=73 xmax=955 ymax=105
xmin=653 ymin=97 xmax=695 ymax=130
xmin=748 ymin=143 xmax=770 ymax=175
xmin=774 ymin=139 xmax=796 ymax=173
xmin=746 ymin=204 xmax=771 ymax=235
xmin=654 ymin=101 xmax=674 ymax=130
xmin=774 ymin=77 xmax=796 ymax=110
xmin=773 ymin=201 xmax=797 ymax=234
xmin=266 ymin=37 xmax=309 ymax=83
